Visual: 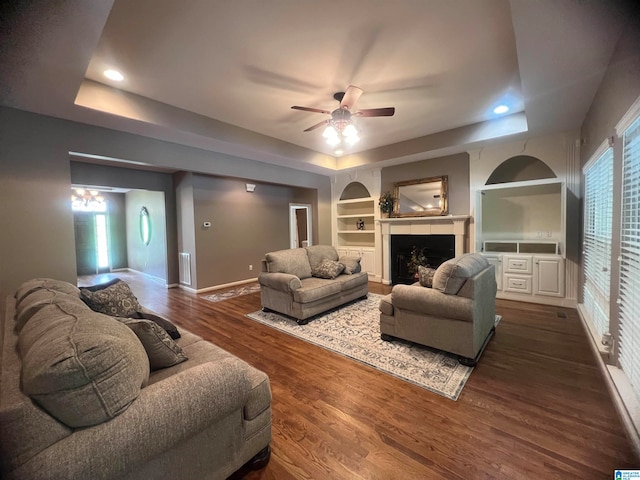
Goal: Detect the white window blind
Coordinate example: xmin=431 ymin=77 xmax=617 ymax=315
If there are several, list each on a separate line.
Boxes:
xmin=582 ymin=145 xmax=613 ymax=338
xmin=619 ymin=114 xmax=640 ymax=398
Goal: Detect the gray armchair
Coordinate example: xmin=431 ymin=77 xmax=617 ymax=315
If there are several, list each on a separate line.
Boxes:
xmin=379 ymin=253 xmax=497 ymax=366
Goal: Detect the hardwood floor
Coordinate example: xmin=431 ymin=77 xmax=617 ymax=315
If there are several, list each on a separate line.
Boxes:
xmin=81 ymin=272 xmax=638 ymax=478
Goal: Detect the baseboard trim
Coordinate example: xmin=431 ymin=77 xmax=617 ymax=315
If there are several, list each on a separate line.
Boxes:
xmin=576 ymin=305 xmax=640 ymax=459
xmin=179 ymin=277 xmax=259 ymax=294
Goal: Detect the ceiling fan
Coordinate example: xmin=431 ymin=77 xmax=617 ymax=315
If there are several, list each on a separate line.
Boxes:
xmin=291 ymin=85 xmax=395 ymax=134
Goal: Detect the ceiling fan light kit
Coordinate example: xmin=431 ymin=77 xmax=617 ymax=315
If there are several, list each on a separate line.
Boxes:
xmin=292 ymin=85 xmax=395 ymax=151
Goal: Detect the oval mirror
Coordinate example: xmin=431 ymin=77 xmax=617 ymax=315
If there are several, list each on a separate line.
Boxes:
xmin=140 ymin=206 xmax=151 ymax=245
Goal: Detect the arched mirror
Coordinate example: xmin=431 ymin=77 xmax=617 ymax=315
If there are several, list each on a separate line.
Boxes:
xmin=393 ymin=175 xmax=448 ymax=217
xmin=139 ymin=207 xmax=151 ymax=245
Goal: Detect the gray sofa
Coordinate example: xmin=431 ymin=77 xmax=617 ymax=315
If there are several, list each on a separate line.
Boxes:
xmin=379 ymin=253 xmax=497 ymax=366
xmin=0 ymin=278 xmax=272 ymax=480
xmin=258 ymin=245 xmax=368 ymax=324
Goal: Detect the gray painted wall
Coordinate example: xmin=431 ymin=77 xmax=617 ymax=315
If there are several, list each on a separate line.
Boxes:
xmin=126 ymin=190 xmax=168 ymax=281
xmin=380 ymin=152 xmax=470 ymax=215
xmin=191 ymin=173 xmax=317 ymax=289
xmin=0 ymin=106 xmax=331 ymax=303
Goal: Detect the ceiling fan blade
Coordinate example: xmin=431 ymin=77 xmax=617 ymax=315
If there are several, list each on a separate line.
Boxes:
xmin=354 ymin=107 xmax=395 ymax=117
xmin=304 ymin=119 xmax=331 ymax=132
xmin=340 ymin=85 xmax=363 ymax=110
xmin=291 ymin=106 xmax=331 ymax=115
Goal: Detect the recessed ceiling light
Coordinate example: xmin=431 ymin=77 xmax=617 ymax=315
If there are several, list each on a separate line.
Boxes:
xmin=493 ymin=105 xmax=509 ymax=114
xmin=104 ymin=69 xmax=124 ymax=82
xmin=334 ymin=149 xmax=344 ymax=156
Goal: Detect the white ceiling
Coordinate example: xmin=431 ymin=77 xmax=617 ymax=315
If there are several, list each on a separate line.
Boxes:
xmin=0 ymin=0 xmax=628 ymax=175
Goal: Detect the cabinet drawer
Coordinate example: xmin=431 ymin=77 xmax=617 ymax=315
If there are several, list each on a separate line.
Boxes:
xmin=504 ymin=275 xmax=532 ymax=294
xmin=504 ymin=255 xmax=532 ymax=274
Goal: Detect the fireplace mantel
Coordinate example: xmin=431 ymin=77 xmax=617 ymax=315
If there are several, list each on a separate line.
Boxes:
xmin=378 ymin=215 xmax=470 ymax=284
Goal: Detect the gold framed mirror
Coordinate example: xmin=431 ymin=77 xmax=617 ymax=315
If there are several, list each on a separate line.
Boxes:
xmin=392 ymin=175 xmax=448 ymax=217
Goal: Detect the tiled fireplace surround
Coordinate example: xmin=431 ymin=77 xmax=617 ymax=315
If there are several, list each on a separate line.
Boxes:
xmin=379 ymin=215 xmax=470 ymax=285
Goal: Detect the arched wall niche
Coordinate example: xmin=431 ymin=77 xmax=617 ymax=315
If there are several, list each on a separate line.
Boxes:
xmin=486 ymin=155 xmax=557 ymax=185
xmin=340 ymin=181 xmax=371 ymax=200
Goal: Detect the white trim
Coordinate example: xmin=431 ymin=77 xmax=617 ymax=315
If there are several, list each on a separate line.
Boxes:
xmin=616 ymin=94 xmax=640 ymax=136
xmin=582 ymin=138 xmax=612 ymax=173
xmin=289 ymin=203 xmax=313 ymax=249
xmin=577 ymin=305 xmax=640 ymax=459
xmin=179 ymin=277 xmax=258 ymax=294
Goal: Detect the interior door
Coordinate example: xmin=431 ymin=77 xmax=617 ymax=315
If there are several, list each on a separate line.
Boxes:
xmin=74 ymin=213 xmax=97 ymax=275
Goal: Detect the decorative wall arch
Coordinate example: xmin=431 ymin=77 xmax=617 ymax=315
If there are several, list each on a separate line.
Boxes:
xmin=486 ymin=155 xmax=556 ymax=185
xmin=340 ymin=181 xmax=371 ymax=200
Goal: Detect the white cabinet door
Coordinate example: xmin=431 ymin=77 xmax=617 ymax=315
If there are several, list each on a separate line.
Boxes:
xmin=336 ymin=247 xmax=374 ymax=275
xmin=534 ymin=256 xmax=565 ymax=297
xmin=359 ymin=247 xmax=375 ymax=275
xmin=483 ymin=254 xmax=503 ymax=290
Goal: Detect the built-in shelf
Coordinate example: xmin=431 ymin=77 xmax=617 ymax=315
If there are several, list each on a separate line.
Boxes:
xmin=336 ymin=197 xmax=375 ymax=247
xmin=483 ymin=240 xmax=559 ymax=255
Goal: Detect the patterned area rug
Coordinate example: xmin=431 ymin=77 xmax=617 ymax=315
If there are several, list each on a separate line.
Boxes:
xmin=246 ymin=294 xmax=499 ymax=400
xmin=201 ymin=283 xmax=261 ymax=303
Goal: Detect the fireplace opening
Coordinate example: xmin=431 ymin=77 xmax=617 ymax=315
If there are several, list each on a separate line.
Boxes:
xmin=391 ymin=234 xmax=455 ymax=285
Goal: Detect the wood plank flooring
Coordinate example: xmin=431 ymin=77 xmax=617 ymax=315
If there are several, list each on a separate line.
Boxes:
xmin=80 ymin=272 xmax=639 ymax=479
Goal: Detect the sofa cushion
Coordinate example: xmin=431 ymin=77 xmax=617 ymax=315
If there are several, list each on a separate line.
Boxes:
xmin=305 ymin=245 xmax=339 ymax=272
xmin=339 ymin=256 xmax=362 ymax=274
xmin=334 ymin=271 xmax=369 ymax=291
xmin=122 ymin=319 xmax=188 ymax=370
xmin=14 ymin=288 xmax=88 ymax=333
xmin=14 ymin=278 xmax=80 ymax=307
xmin=265 ymin=248 xmax=312 ymax=279
xmin=293 ymin=277 xmax=342 ymax=303
xmin=433 ymin=254 xmax=489 ymax=295
xmin=18 ymin=301 xmax=149 ymax=428
xmin=418 ymin=266 xmax=436 ymax=288
xmin=80 ymin=279 xmax=142 ymax=317
xmin=312 ymin=259 xmax=345 ymax=279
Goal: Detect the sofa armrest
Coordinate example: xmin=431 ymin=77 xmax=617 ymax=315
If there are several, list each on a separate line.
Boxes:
xmin=14 ymin=358 xmax=253 ymax=480
xmin=258 ymin=272 xmax=302 ymax=293
xmin=391 ymin=284 xmax=473 ymax=322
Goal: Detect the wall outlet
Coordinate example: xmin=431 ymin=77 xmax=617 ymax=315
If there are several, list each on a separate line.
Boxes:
xmin=249 ymin=265 xmax=253 ymax=271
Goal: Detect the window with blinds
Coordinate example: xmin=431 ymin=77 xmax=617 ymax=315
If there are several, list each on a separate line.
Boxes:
xmin=618 ymin=114 xmax=640 ymax=398
xmin=582 ymin=145 xmax=613 ymax=338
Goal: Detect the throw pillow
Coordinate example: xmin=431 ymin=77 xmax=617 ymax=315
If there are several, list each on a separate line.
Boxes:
xmin=312 ymin=259 xmax=345 ymax=279
xmin=418 ymin=266 xmax=436 ymax=288
xmin=137 ymin=310 xmax=181 ymax=339
xmin=123 ymin=319 xmax=188 ymax=370
xmin=339 ymin=256 xmax=361 ymax=275
xmin=80 ymin=279 xmax=142 ymax=318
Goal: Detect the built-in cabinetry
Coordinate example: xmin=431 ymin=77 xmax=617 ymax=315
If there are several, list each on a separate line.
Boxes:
xmin=336 ymin=246 xmax=376 ymax=277
xmin=477 ymin=180 xmax=568 ymax=306
xmin=335 ymin=197 xmax=376 ymax=276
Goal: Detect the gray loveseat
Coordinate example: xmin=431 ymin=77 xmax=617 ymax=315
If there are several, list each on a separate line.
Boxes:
xmin=258 ymin=245 xmax=368 ymax=324
xmin=0 ymin=278 xmax=272 ymax=480
xmin=379 ymin=253 xmax=497 ymax=366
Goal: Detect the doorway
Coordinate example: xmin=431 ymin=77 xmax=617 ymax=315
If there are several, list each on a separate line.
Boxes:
xmin=74 ymin=211 xmax=110 ymax=275
xmin=289 ymin=204 xmax=312 ymax=249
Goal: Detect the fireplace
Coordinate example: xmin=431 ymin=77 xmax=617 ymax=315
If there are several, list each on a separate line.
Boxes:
xmin=379 ymin=215 xmax=469 ymax=285
xmin=391 ymin=234 xmax=455 ymax=284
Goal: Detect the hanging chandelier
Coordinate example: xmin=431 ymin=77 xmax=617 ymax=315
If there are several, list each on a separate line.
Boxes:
xmin=71 ymin=187 xmax=105 ymax=210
